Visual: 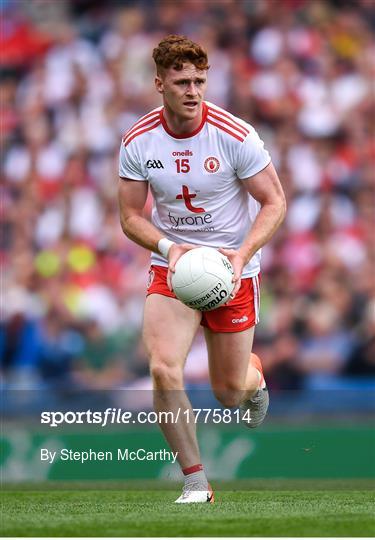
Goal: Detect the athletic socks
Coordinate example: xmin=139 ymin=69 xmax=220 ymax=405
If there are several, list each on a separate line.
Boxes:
xmin=182 ymin=464 xmax=208 ymax=490
xmin=257 ymin=370 xmax=266 ymax=389
xmin=250 ymin=353 xmax=266 ymax=389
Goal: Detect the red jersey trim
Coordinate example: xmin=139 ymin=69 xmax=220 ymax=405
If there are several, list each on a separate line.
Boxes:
xmin=207 ymin=110 xmax=249 ymax=138
xmin=123 ymin=113 xmax=160 ymax=144
xmin=124 ymin=120 xmax=161 ymax=147
xmin=207 ymin=105 xmax=250 ymax=134
xmin=207 ymin=118 xmax=245 ymax=142
xmin=160 ymin=102 xmax=208 ymax=139
xmin=134 ymin=107 xmax=161 ymax=123
xmin=122 ymin=107 xmax=162 ymax=137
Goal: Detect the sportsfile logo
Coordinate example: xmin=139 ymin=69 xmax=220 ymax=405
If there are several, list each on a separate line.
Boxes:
xmin=146 ymin=159 xmax=164 ymax=169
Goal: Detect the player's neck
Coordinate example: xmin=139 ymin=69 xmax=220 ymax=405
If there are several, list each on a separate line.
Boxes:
xmin=163 ymin=104 xmax=203 ymax=136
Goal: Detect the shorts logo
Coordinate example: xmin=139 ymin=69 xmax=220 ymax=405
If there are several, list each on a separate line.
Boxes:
xmin=147 ymin=270 xmax=155 ymax=289
xmin=204 ymin=156 xmax=220 ymax=173
xmin=232 ymin=315 xmax=248 ymax=324
xmin=146 ymin=160 xmax=164 ymax=169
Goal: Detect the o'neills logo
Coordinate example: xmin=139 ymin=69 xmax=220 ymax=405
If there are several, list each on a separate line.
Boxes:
xmin=172 ymin=150 xmax=193 ymax=156
xmin=199 ymin=290 xmax=228 ymax=311
xmin=204 ymin=156 xmax=220 ymax=173
xmin=232 ymin=315 xmax=248 ymax=324
xmin=186 ymin=283 xmax=229 ymax=311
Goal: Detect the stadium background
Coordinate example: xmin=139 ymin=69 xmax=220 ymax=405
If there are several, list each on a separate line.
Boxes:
xmin=1 ymin=0 xmax=374 ymax=484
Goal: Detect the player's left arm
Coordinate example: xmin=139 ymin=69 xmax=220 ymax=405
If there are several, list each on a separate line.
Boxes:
xmin=220 ymin=162 xmax=286 ymax=297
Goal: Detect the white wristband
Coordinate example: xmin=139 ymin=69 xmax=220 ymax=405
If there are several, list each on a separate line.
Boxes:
xmin=158 ymin=238 xmax=174 ymax=258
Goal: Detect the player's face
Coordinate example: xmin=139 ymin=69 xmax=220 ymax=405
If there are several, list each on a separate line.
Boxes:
xmin=155 ymin=63 xmax=207 ymax=120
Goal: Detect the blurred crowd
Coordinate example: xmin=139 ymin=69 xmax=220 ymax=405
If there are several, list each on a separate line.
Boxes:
xmin=1 ymin=0 xmax=374 ymax=396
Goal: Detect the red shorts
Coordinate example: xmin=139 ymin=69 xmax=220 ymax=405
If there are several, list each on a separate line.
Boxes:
xmin=146 ymin=265 xmax=260 ymax=333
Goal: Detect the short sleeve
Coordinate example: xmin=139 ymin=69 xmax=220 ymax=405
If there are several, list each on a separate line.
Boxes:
xmin=118 ymin=141 xmax=146 ymax=181
xmin=236 ymin=126 xmax=271 ymax=180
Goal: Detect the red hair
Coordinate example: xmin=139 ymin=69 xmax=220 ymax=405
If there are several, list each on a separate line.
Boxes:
xmin=152 ymin=35 xmax=209 ymax=73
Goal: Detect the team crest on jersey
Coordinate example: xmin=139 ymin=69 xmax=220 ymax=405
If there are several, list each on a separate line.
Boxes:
xmin=147 ymin=269 xmax=155 ymax=289
xmin=204 ymin=156 xmax=220 ymax=173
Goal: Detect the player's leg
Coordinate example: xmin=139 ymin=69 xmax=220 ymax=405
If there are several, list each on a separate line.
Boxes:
xmin=144 ymin=267 xmax=214 ymax=503
xmin=205 ymin=328 xmax=268 ymax=428
xmin=144 ymin=292 xmax=214 ymax=503
xmin=204 ymin=327 xmax=257 ymax=407
xmin=240 ymin=351 xmax=269 ymax=428
xmin=143 ymin=293 xmax=202 ymax=468
xmin=203 ymin=275 xmax=268 ymax=427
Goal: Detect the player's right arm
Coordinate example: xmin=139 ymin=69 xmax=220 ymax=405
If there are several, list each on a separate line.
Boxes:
xmin=118 ymin=178 xmax=196 ymax=288
xmin=118 ymin=178 xmax=164 ymax=253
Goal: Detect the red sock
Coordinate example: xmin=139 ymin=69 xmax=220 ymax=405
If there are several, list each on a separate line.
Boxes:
xmin=250 ymin=353 xmax=265 ymax=387
xmin=182 ymin=463 xmax=203 ymax=475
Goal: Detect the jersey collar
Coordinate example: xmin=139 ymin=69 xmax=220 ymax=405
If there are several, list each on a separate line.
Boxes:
xmin=160 ymin=102 xmax=207 ymax=139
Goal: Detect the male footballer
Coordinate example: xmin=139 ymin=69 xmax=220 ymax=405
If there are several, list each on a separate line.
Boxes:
xmin=118 ymin=35 xmax=286 ymax=503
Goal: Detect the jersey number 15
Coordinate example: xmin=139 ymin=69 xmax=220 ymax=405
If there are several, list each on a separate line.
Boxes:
xmin=175 ymin=159 xmax=190 ymax=173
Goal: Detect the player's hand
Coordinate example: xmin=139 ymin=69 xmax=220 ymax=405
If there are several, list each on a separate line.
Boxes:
xmin=167 ymin=243 xmax=199 ymax=291
xmin=218 ymin=248 xmax=247 ymax=300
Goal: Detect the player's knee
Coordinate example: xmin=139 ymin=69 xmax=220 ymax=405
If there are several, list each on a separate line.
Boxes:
xmin=213 ymin=388 xmax=242 ymax=408
xmin=150 ymin=359 xmax=183 ymax=389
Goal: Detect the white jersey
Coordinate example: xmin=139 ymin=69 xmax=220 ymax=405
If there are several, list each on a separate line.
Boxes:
xmin=119 ymin=101 xmax=271 ymax=277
